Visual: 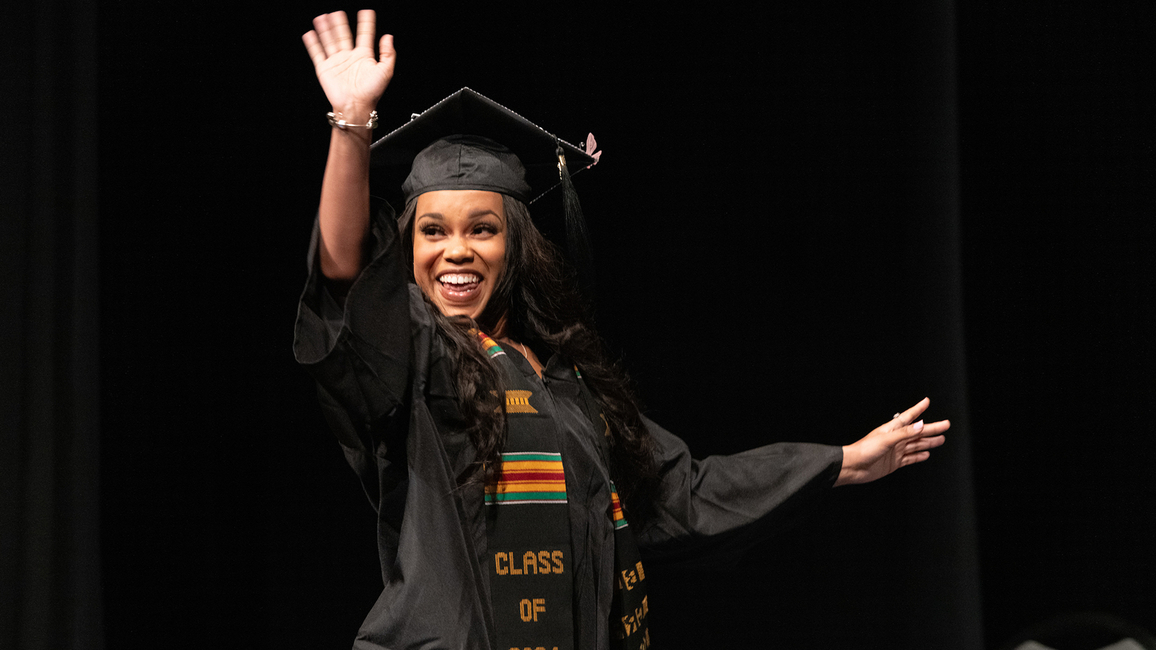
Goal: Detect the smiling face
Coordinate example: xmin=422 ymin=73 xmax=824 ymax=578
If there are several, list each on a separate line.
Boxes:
xmin=412 ymin=189 xmax=507 ymax=323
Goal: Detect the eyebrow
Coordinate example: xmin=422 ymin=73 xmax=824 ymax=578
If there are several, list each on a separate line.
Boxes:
xmin=470 ymin=209 xmax=502 ymax=220
xmin=416 ymin=210 xmax=502 ymax=222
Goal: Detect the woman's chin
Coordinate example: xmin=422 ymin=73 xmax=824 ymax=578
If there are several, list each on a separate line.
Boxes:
xmin=433 ymin=298 xmax=486 ymax=321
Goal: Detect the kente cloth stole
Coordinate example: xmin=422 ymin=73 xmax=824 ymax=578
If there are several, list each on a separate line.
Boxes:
xmin=477 ymin=331 xmax=575 ymax=650
xmin=572 ymin=369 xmax=651 ymax=650
xmin=476 ymin=331 xmax=651 ymax=650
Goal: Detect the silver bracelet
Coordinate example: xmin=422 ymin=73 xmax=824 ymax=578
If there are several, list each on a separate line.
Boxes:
xmin=327 ymin=110 xmax=378 ymax=130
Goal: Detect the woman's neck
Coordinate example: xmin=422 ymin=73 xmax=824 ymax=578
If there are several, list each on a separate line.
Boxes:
xmin=486 ymin=312 xmax=509 ymax=340
xmin=497 ymin=335 xmax=544 ymax=379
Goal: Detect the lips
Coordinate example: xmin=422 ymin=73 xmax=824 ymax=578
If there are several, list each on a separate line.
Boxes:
xmin=438 ymin=272 xmax=482 ymax=301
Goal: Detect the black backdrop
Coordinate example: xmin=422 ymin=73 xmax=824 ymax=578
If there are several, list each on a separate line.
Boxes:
xmin=4 ymin=1 xmax=1151 ymax=649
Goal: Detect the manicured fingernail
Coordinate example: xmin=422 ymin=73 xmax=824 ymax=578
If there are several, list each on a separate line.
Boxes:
xmin=913 ymin=420 xmax=924 ymax=433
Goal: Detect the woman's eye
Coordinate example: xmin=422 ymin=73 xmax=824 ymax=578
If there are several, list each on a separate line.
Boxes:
xmin=420 ymin=225 xmax=443 ymax=237
xmin=474 ymin=224 xmax=497 ymax=235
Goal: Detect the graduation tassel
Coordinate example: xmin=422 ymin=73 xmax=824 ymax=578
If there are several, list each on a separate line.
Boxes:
xmin=557 ymin=141 xmax=596 ymax=294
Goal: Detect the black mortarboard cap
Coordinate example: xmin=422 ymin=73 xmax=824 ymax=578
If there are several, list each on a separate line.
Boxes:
xmin=400 ymin=135 xmax=532 ymax=203
xmin=370 ymin=88 xmax=597 ymax=205
xmin=369 ymin=88 xmax=600 ymax=288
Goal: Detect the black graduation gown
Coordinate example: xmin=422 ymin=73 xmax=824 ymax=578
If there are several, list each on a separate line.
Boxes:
xmin=292 ymin=208 xmax=843 ymax=650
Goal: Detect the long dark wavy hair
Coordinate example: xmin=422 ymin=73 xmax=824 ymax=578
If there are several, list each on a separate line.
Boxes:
xmin=397 ymin=194 xmax=657 ymax=511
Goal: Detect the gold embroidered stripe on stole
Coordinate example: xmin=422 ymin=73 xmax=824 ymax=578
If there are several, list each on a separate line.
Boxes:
xmin=505 ymin=389 xmax=538 ymax=413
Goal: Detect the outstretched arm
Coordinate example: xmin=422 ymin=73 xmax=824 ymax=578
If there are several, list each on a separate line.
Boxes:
xmin=835 ymin=397 xmax=949 ymax=486
xmin=302 ymin=10 xmax=396 ymax=282
xmin=632 ymin=399 xmax=946 ymax=559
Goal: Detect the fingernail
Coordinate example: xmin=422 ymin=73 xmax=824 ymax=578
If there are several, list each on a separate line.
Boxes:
xmin=913 ymin=420 xmax=924 ymax=433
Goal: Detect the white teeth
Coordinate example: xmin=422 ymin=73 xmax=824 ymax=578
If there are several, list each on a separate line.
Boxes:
xmin=440 ymin=273 xmax=480 ymax=285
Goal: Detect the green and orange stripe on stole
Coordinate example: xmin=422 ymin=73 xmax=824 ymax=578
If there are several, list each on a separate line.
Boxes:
xmin=610 ymin=482 xmax=628 ymax=529
xmin=471 ymin=329 xmax=506 ymax=358
xmin=484 ymin=452 xmax=567 ymax=505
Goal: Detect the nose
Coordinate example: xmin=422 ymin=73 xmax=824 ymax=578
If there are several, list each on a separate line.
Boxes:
xmin=443 ymin=236 xmax=474 ymax=264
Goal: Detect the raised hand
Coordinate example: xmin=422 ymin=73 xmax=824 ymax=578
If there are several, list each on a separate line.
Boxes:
xmin=834 ymin=397 xmax=949 ymax=486
xmin=302 ymin=10 xmax=395 ymax=118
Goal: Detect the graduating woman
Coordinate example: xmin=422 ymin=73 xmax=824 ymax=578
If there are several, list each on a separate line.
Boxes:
xmin=294 ymin=10 xmax=949 ymax=650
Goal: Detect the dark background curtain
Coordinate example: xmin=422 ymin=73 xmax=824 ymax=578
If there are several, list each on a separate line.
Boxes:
xmin=1 ymin=1 xmax=102 ymax=649
xmin=4 ymin=1 xmax=1150 ymax=649
xmin=958 ymin=2 xmax=1153 ymax=641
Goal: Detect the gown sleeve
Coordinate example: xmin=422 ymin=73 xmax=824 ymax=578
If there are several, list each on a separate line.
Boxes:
xmin=292 ymin=206 xmax=430 ymax=509
xmin=635 ymin=416 xmax=843 ymax=565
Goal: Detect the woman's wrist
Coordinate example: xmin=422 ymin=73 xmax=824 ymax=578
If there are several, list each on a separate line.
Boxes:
xmin=328 ymin=110 xmax=378 ymax=131
xmin=835 ymin=444 xmax=859 ymax=487
xmin=330 ymin=102 xmax=377 ymax=123
xmin=326 ymin=107 xmax=376 ymax=146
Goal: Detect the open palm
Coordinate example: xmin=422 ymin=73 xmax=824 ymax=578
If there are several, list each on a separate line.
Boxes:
xmin=303 ymin=10 xmax=395 ymax=114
